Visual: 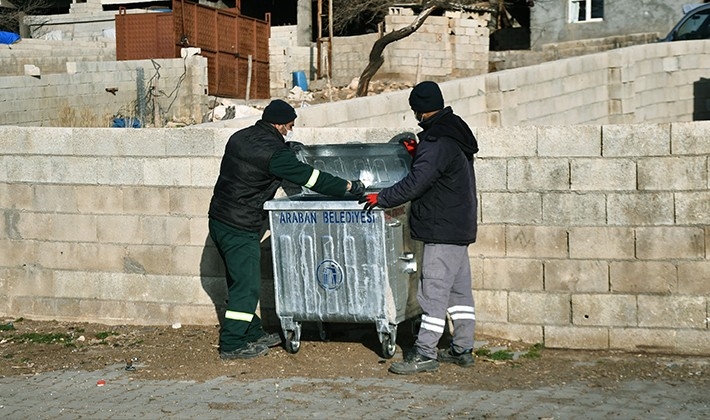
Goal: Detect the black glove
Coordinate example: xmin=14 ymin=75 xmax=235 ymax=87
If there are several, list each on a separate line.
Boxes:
xmin=349 ymin=180 xmax=366 ymax=197
xmin=358 ymin=193 xmax=379 ymax=212
xmin=286 ymin=141 xmax=303 ymax=152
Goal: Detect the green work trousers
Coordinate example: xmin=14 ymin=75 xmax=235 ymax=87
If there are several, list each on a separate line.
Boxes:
xmin=209 ymin=218 xmax=265 ymax=352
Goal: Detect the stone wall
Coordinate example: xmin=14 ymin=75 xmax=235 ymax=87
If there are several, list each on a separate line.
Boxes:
xmin=0 ymin=123 xmax=708 ymax=355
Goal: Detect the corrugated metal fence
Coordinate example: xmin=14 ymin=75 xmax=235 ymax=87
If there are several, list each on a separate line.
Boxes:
xmin=116 ymin=0 xmax=270 ymax=99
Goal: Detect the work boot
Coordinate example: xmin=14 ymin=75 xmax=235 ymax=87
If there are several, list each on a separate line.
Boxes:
xmin=253 ymin=332 xmax=282 ymax=348
xmin=438 ymin=347 xmax=474 ymax=367
xmin=389 ymin=353 xmax=439 ymax=375
xmin=220 ymin=342 xmax=269 ymax=360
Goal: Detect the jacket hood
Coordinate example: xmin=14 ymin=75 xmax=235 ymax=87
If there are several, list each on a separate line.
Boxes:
xmin=418 ymin=107 xmax=479 ymax=159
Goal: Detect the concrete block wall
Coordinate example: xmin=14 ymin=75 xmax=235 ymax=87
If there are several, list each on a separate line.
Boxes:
xmin=0 ymin=39 xmax=116 ymax=77
xmin=1 ymin=122 xmax=707 ymax=355
xmin=472 ymin=121 xmax=710 ymax=354
xmin=0 ymin=55 xmax=209 ymax=127
xmin=490 ymin=33 xmax=660 ymax=72
xmin=384 ymin=12 xmax=489 ymax=80
xmin=0 ymin=126 xmax=411 ymax=327
xmin=286 ymin=40 xmax=710 ymax=130
xmin=269 ymin=25 xmax=313 ymax=97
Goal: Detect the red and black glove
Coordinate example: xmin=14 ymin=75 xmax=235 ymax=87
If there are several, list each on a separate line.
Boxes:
xmin=359 ymin=193 xmax=379 ymax=212
xmin=400 ymin=137 xmax=417 ymax=158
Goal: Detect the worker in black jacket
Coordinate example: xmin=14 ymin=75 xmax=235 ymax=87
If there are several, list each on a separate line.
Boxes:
xmin=361 ymin=81 xmax=478 ymax=374
xmin=209 ymin=99 xmax=365 ymax=360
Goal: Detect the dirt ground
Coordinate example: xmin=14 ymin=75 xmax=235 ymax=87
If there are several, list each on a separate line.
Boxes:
xmin=1 ymin=318 xmax=708 ymax=391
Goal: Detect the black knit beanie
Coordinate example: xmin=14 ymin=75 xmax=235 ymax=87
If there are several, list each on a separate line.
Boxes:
xmin=408 ymin=81 xmax=445 ymax=113
xmin=262 ymin=99 xmax=297 ymax=124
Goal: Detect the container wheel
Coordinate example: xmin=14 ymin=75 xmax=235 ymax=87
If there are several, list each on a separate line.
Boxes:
xmin=381 ymin=333 xmax=396 ymax=359
xmin=285 ymin=330 xmax=301 ymax=354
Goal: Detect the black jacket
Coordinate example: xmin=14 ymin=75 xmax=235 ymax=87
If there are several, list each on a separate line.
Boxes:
xmin=209 ymin=120 xmax=349 ymax=232
xmin=378 ymin=107 xmax=478 ymax=245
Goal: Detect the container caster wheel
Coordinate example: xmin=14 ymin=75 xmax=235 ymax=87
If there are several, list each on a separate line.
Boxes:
xmin=381 ymin=333 xmax=396 ymax=359
xmin=285 ymin=330 xmax=301 ymax=354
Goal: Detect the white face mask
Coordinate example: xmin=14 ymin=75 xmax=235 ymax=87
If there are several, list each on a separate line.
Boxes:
xmin=285 ymin=130 xmax=294 ymax=142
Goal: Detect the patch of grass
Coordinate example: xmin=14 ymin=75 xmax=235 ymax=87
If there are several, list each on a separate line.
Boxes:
xmin=15 ymin=332 xmax=73 ymax=345
xmin=522 ymin=343 xmax=544 ymax=359
xmin=474 ymin=348 xmax=491 ymax=357
xmin=95 ymin=331 xmax=119 ymax=340
xmin=489 ymin=350 xmax=514 ymax=361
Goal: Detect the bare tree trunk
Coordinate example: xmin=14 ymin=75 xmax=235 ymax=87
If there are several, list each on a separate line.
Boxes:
xmin=356 ymin=4 xmax=439 ymax=97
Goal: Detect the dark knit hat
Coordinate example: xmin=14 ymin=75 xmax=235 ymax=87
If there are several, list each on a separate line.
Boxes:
xmin=409 ymin=81 xmax=444 ymax=113
xmin=262 ymin=99 xmax=297 ymax=124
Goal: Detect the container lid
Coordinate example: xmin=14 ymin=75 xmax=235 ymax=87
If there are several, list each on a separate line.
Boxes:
xmin=294 ymin=142 xmax=411 ymax=194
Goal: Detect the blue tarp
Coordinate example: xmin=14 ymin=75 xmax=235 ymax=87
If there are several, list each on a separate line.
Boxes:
xmin=112 ymin=117 xmax=142 ymax=128
xmin=0 ymin=31 xmax=20 ymax=45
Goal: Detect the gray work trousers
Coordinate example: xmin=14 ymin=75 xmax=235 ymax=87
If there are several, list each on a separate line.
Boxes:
xmin=414 ymin=243 xmax=476 ymax=359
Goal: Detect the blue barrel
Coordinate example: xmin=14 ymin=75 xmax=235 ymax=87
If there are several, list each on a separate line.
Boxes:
xmin=292 ymin=71 xmax=308 ymax=91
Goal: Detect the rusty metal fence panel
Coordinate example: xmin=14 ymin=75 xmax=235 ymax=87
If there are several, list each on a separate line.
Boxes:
xmin=116 ymin=9 xmax=174 ymax=60
xmin=115 ymin=0 xmax=270 ymax=99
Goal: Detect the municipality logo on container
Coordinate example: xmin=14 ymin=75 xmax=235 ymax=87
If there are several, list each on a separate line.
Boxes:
xmin=316 ymin=259 xmax=344 ymax=290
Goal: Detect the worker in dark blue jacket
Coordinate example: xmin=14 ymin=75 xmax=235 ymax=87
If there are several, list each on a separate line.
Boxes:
xmin=209 ymin=99 xmax=365 ymax=360
xmin=361 ymin=81 xmax=478 ymax=374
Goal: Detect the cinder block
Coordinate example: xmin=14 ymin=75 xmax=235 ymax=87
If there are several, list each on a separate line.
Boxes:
xmin=96 ymin=157 xmax=145 ymax=185
xmin=638 ymin=157 xmax=707 ymax=190
xmin=545 ymin=260 xmax=609 ymax=292
xmin=50 ymin=213 xmax=98 ymax=242
xmin=75 ymin=186 xmax=123 ymax=214
xmin=122 ymin=187 xmax=170 ymax=215
xmin=613 ymin=117 xmax=670 ymax=153
xmin=506 ymin=226 xmax=567 ymax=258
xmin=32 ymin=184 xmax=78 ymax=213
xmin=482 ymin=258 xmax=543 ymax=290
xmin=542 ymin=192 xmax=606 ymax=225
xmin=538 ymin=125 xmax=601 ymax=157
xmin=507 ymin=159 xmax=570 ymax=191
xmin=572 ymin=294 xmax=637 ymax=327
xmin=474 ymin=158 xmax=506 ymax=191
xmin=471 ymin=224 xmax=505 ymax=257
xmin=140 ymin=216 xmax=191 ymax=246
xmin=671 ymin=121 xmax=710 ymax=154
xmin=481 ymin=192 xmax=542 ymax=224
xmin=638 ymin=295 xmax=706 ymax=328
xmin=610 ymin=261 xmax=677 ymax=294
xmin=675 ymin=192 xmax=710 ymax=224
xmin=476 ymin=126 xmax=537 ymax=158
xmin=124 ymin=245 xmax=172 ymax=275
xmin=609 ymin=328 xmax=677 ymax=353
xmin=168 ymin=188 xmax=212 ymax=217
xmin=97 ymin=215 xmax=141 ymax=244
xmin=677 ymin=261 xmax=710 ymax=295
xmin=4 ymin=264 xmax=53 ymax=297
xmin=571 ymin=158 xmax=636 ymax=191
xmin=509 ymin=291 xmax=570 ymax=325
xmin=569 ymin=227 xmax=635 ymax=259
xmin=636 ymin=226 xmax=705 ymax=260
xmin=476 ymin=322 xmax=543 ymax=344
xmin=475 ymin=289 xmax=508 ymax=322
xmin=607 ymin=192 xmax=674 ymax=225
xmin=677 ymin=330 xmax=710 ymax=355
xmin=544 ymin=326 xmax=608 ymax=350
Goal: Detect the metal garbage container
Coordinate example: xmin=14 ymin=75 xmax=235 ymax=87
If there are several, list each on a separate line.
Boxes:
xmin=264 ymin=142 xmax=421 ymax=358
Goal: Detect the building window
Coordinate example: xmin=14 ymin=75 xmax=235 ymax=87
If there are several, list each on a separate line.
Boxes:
xmin=569 ymin=0 xmax=604 ymax=23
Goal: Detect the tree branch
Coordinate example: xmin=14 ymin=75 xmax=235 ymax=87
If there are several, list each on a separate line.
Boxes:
xmin=356 ymin=4 xmax=440 ymax=97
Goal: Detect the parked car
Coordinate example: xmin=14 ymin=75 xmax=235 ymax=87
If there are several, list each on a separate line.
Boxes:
xmin=659 ymin=4 xmax=710 ymax=42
